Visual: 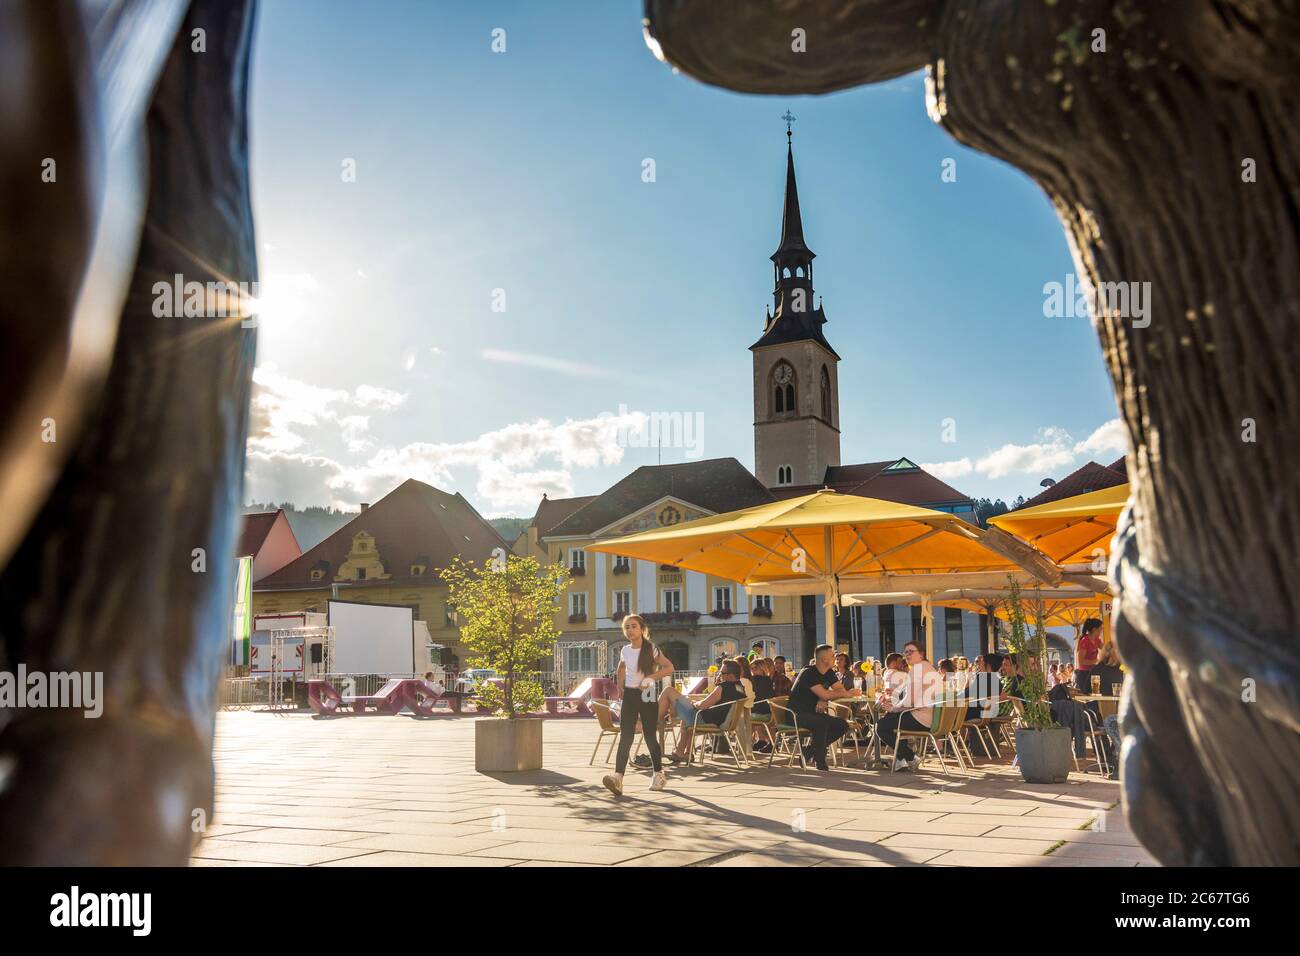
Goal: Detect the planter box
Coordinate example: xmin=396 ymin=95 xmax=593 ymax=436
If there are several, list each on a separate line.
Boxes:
xmin=475 ymin=717 xmax=543 ymax=772
xmin=1014 ymin=726 xmax=1073 ymax=783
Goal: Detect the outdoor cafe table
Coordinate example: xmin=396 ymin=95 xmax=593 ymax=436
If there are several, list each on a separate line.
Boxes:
xmin=830 ymin=695 xmax=884 ymax=766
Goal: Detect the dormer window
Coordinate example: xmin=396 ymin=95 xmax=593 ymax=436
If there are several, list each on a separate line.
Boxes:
xmin=310 ymin=569 xmax=324 ymax=582
xmin=410 ymin=563 xmax=427 ymax=576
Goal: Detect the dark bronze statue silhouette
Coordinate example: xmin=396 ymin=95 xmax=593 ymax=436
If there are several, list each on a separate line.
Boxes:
xmin=0 ymin=0 xmax=257 ymax=864
xmin=642 ymin=0 xmax=1299 ymax=865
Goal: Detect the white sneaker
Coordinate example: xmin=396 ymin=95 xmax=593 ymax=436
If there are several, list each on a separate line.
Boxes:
xmin=908 ymin=756 xmax=921 ymax=771
xmin=892 ymin=757 xmax=911 ymax=771
xmin=649 ymin=770 xmax=666 ymax=791
xmin=602 ymin=773 xmax=623 ymax=796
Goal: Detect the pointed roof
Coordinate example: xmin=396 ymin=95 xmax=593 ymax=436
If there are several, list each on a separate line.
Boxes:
xmin=254 ymin=479 xmax=508 ymax=590
xmin=750 ymin=298 xmax=839 ymax=358
xmin=1015 ymin=459 xmax=1128 ymax=510
xmin=771 ymin=143 xmax=814 ymax=262
xmin=528 ymin=493 xmax=598 ymax=536
xmin=237 ymin=511 xmax=281 ymax=559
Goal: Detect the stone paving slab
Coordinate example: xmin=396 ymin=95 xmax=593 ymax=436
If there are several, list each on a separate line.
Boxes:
xmin=199 ymin=712 xmax=1157 ymax=867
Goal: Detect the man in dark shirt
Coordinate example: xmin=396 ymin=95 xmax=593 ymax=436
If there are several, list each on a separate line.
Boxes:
xmin=787 ymin=645 xmax=857 ymax=770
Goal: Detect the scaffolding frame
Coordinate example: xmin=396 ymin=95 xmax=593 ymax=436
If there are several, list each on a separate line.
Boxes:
xmin=266 ymin=625 xmax=334 ymax=713
xmin=554 ymin=639 xmax=608 ymax=677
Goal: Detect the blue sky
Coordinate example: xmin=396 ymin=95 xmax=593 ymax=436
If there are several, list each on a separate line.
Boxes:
xmin=244 ymin=0 xmax=1122 ymax=517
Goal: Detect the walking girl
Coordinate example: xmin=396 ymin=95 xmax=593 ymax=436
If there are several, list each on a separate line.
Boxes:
xmin=602 ymin=614 xmax=674 ymax=796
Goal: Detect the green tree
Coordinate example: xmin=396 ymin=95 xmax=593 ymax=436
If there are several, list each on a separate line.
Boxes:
xmin=1001 ymin=577 xmax=1057 ymax=730
xmin=442 ymin=553 xmax=568 ymax=718
xmin=973 ymin=497 xmax=1010 ymax=528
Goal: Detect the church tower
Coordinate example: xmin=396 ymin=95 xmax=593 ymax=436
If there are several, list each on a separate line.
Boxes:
xmin=752 ymin=119 xmax=841 ymax=490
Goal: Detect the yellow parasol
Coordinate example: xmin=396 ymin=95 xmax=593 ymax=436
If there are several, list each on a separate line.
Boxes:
xmin=588 ymin=490 xmax=1054 ymax=659
xmin=988 ymin=484 xmax=1129 ymax=566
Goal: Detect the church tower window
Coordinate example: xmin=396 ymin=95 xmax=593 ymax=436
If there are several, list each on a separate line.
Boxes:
xmin=820 ymin=365 xmax=831 ymax=422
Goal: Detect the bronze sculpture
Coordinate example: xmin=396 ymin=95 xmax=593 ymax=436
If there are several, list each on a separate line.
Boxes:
xmin=0 ymin=0 xmax=257 ymax=864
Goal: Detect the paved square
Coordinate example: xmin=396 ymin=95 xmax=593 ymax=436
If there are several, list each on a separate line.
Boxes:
xmin=196 ymin=713 xmax=1156 ymax=867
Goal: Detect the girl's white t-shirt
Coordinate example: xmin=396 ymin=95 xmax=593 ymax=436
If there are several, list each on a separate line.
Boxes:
xmin=622 ymin=642 xmax=652 ymax=688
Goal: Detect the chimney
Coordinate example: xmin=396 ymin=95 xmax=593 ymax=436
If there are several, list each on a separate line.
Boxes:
xmin=359 ymin=503 xmax=369 ymax=511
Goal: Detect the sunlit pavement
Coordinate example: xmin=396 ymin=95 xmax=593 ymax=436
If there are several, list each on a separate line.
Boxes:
xmin=195 ymin=711 xmax=1156 ymax=867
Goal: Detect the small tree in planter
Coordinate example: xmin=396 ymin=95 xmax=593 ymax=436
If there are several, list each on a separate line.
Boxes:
xmin=443 ymin=553 xmax=568 ymax=771
xmin=1003 ymin=578 xmax=1072 ymax=783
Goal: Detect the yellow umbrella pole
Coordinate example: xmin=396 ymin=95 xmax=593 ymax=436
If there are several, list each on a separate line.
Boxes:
xmin=922 ymin=593 xmax=935 ymax=661
xmin=824 ymin=527 xmax=836 ymax=653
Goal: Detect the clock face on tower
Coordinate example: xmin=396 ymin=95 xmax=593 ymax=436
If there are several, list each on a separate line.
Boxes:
xmin=774 ymin=362 xmax=793 ymax=385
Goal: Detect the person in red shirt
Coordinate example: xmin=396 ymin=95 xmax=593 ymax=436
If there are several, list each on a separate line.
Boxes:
xmin=1074 ymin=618 xmax=1104 ymax=693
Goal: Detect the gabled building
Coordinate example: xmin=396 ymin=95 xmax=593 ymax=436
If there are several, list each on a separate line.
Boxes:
xmin=252 ymin=479 xmax=509 ymax=666
xmin=237 ymin=509 xmax=302 ymax=582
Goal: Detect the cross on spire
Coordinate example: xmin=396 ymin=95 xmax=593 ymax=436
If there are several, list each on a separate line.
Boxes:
xmin=781 ymin=110 xmax=796 ymax=143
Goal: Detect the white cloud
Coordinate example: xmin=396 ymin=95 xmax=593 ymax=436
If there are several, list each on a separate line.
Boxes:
xmin=325 ymin=412 xmax=638 ymax=505
xmin=975 ymin=426 xmax=1076 ymax=479
xmin=338 ymin=415 xmax=372 ymax=454
xmin=248 ymin=364 xmax=350 ymax=455
xmin=244 ymin=450 xmax=344 ymax=507
xmin=919 ymin=457 xmax=973 ymax=480
xmin=352 ymin=384 xmax=407 ymax=411
xmin=246 ymin=367 xmax=645 ymax=512
xmin=1073 ymin=418 xmax=1126 ymax=459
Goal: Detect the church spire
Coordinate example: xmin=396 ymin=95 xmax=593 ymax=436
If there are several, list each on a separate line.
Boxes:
xmin=751 ymin=115 xmax=838 ymax=360
xmin=774 ymin=113 xmax=812 ymax=260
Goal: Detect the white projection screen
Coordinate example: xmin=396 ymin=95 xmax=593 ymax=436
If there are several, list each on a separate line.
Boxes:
xmin=328 ymin=600 xmax=415 ymax=674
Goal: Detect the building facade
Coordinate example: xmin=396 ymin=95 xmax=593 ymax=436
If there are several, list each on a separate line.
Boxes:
xmin=251 ymin=479 xmax=508 ymax=669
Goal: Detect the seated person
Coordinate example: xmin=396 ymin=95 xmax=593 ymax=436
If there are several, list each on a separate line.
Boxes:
xmin=658 ymin=660 xmax=748 ymax=763
xmin=1000 ymin=654 xmax=1026 ymax=707
xmin=876 ymin=641 xmax=938 ymax=771
xmin=786 ymin=644 xmax=860 ymax=771
xmin=749 ymin=658 xmax=776 ymax=752
xmin=1090 ymin=642 xmax=1124 ymax=696
xmin=961 ymin=653 xmax=1004 ymax=757
xmin=834 ymin=652 xmax=856 ymax=690
xmin=878 ymin=653 xmax=908 ymax=703
xmin=937 ymin=658 xmax=957 ymax=690
xmin=771 ymin=656 xmax=794 ymax=696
